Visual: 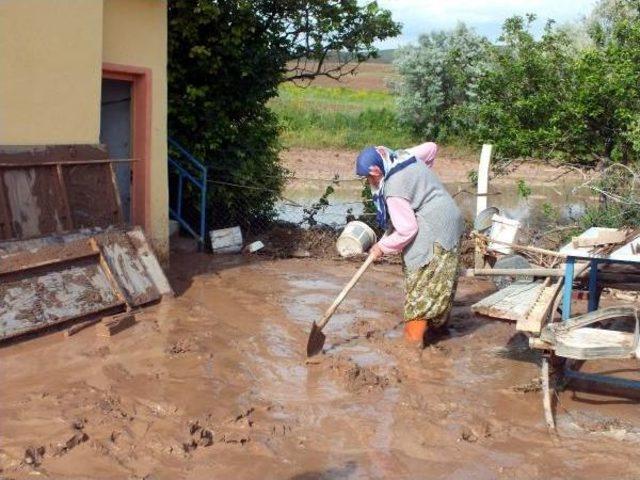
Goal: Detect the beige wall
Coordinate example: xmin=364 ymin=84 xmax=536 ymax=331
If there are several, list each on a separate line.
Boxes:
xmin=0 ymin=0 xmax=103 ymax=144
xmin=103 ymin=0 xmax=168 ymax=259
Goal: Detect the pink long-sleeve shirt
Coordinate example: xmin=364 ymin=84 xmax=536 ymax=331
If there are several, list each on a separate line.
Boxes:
xmin=377 ymin=142 xmax=437 ymax=254
xmin=378 ymin=197 xmax=418 ymax=254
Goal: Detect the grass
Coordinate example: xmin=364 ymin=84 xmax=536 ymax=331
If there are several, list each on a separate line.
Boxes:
xmin=269 ymin=83 xmax=420 ymax=149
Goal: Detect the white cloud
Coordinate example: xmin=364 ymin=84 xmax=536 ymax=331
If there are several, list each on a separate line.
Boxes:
xmin=373 ymin=0 xmax=598 ymax=48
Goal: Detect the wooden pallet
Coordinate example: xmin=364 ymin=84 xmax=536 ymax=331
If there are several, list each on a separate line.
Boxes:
xmin=471 ymin=281 xmax=544 ymax=322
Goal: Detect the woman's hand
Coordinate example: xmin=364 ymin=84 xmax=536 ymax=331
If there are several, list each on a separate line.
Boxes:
xmin=369 ymin=243 xmax=384 ymax=261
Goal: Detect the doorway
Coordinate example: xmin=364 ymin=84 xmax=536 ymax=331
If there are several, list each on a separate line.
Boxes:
xmin=100 ymin=78 xmax=132 ymax=222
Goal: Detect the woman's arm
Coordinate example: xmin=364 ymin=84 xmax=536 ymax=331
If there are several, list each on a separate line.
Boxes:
xmin=407 ymin=142 xmax=437 ymax=168
xmin=377 ymin=196 xmax=418 ymax=254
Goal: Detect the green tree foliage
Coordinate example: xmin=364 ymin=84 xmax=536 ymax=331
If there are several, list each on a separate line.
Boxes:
xmin=473 ymin=15 xmax=575 ymax=161
xmin=562 ymin=0 xmax=640 ymax=164
xmin=395 ymin=0 xmax=640 ymax=167
xmin=394 ymin=23 xmax=490 ymax=140
xmin=168 ymin=1 xmax=399 ymax=230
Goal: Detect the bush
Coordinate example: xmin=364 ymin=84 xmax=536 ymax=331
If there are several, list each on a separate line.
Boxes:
xmin=394 ymin=23 xmax=490 ymax=141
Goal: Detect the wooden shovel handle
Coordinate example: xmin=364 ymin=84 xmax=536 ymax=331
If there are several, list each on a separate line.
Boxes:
xmin=316 ymin=254 xmax=375 ymax=331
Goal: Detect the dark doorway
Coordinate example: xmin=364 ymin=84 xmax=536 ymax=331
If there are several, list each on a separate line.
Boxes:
xmin=100 ymin=78 xmax=132 ymax=223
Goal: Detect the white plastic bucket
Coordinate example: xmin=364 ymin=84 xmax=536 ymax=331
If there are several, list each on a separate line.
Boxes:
xmin=488 ymin=214 xmax=520 ymax=254
xmin=336 ymin=221 xmax=377 ymax=257
xmin=210 ymin=226 xmax=243 ymax=254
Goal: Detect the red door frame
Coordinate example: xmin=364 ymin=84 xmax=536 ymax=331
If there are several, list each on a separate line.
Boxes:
xmin=102 ymin=62 xmax=152 ymax=231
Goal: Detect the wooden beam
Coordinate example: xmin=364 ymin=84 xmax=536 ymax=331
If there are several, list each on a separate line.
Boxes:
xmin=0 ymin=238 xmax=98 ymax=276
xmin=95 ymin=311 xmax=136 ymax=337
xmin=55 ymin=164 xmax=74 ymax=231
xmin=0 ymin=145 xmax=108 ymax=167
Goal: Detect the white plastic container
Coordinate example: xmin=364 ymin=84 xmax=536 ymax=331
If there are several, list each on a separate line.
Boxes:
xmin=489 ymin=214 xmax=520 ymax=254
xmin=210 ymin=226 xmax=243 ymax=254
xmin=246 ymin=240 xmax=264 ymax=253
xmin=336 ymin=221 xmax=377 ymax=257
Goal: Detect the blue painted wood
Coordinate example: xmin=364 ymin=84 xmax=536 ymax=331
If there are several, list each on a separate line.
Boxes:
xmin=562 ymin=257 xmax=575 ymax=321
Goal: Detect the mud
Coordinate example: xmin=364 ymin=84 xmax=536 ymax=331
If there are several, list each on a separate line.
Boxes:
xmin=1 ymin=251 xmax=639 ymax=479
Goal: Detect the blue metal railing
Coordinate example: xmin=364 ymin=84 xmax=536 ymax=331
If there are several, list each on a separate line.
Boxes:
xmin=168 ymin=138 xmax=208 ymax=247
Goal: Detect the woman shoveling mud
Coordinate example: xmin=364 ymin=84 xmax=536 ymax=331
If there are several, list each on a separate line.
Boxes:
xmin=357 ymin=143 xmax=465 ymax=347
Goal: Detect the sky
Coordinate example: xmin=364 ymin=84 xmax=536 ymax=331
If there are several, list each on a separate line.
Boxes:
xmin=374 ymin=0 xmax=598 ymax=48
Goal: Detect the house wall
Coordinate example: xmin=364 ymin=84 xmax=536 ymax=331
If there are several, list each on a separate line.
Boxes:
xmin=0 ymin=0 xmax=169 ymax=260
xmin=102 ymin=0 xmax=169 ymax=259
xmin=0 ymin=0 xmax=103 ymax=144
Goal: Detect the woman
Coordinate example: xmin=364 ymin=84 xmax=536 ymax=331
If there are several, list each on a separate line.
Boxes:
xmin=356 ymin=143 xmax=464 ymax=347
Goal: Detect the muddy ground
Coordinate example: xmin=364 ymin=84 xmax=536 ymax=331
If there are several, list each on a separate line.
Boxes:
xmin=1 ymin=249 xmax=639 ymax=479
xmin=279 ymin=147 xmax=581 ymax=185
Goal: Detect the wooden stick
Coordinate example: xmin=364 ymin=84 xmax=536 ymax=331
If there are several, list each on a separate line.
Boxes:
xmin=467 ymin=268 xmax=564 ymax=277
xmin=0 ymin=158 xmax=138 ymax=168
xmin=473 ymin=233 xmax=568 ymax=258
xmin=316 ymin=254 xmax=375 ymax=331
xmin=89 ymin=238 xmax=130 ymax=309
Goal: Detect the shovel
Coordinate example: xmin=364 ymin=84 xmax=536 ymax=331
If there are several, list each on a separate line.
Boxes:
xmin=306 ymin=253 xmax=376 ymax=357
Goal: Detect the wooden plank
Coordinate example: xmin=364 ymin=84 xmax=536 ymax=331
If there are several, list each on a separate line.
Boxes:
xmin=96 ymin=231 xmax=161 ymax=306
xmin=572 ymin=229 xmax=626 ymax=248
xmin=0 ymin=174 xmax=13 ymax=240
xmin=472 ymin=281 xmax=544 ymax=321
xmin=63 ymin=164 xmax=123 ymax=229
xmin=55 ymin=164 xmax=74 ymax=231
xmin=96 ymin=311 xmax=136 ymax=337
xmin=126 ymin=227 xmax=174 ymax=296
xmin=89 ymin=237 xmax=129 ymax=307
xmin=555 ymin=328 xmax=635 ymax=360
xmin=0 ymin=261 xmax=123 ymax=341
xmin=468 ymin=268 xmax=564 ymax=277
xmin=476 ymin=144 xmax=492 ymax=216
xmin=0 ymin=238 xmax=97 ymax=276
xmin=108 ymin=163 xmax=125 ymax=224
xmin=2 ymin=167 xmax=68 ymax=239
xmin=517 ymin=283 xmax=558 ymax=333
xmin=0 ymin=145 xmax=108 ymax=167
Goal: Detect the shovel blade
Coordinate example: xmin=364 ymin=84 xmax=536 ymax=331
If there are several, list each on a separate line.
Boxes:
xmin=306 ymin=321 xmax=326 ymax=357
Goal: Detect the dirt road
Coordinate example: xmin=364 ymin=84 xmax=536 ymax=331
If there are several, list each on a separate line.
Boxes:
xmin=1 ymin=252 xmax=639 ymax=479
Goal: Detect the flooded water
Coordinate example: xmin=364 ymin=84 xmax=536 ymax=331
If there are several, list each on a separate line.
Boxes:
xmin=278 ymin=178 xmax=593 ymax=230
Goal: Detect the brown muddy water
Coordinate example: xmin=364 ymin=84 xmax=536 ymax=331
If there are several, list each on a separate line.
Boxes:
xmin=1 ymin=251 xmax=639 ymax=479
xmin=277 ymin=177 xmax=591 ymax=230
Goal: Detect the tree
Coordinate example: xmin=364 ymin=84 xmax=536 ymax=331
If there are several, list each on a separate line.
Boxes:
xmin=394 ymin=23 xmax=490 ymax=140
xmin=563 ymin=0 xmax=640 ymax=164
xmin=168 ymin=1 xmax=399 ymax=230
xmin=473 ymin=15 xmax=575 ymax=161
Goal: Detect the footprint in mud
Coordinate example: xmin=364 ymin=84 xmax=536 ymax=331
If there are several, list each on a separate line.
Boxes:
xmin=181 ymin=405 xmax=296 ymax=454
xmin=329 ymin=355 xmax=404 ymax=393
xmin=165 ymin=337 xmax=196 ymax=356
xmin=22 ymin=420 xmax=90 ymax=468
xmin=182 ymin=408 xmax=255 ymax=453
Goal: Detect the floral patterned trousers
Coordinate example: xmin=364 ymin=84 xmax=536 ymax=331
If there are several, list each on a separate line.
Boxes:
xmin=403 ymin=243 xmax=460 ymax=328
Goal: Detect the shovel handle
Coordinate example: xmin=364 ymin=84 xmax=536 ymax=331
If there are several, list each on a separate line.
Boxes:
xmin=316 ymin=254 xmax=376 ymax=331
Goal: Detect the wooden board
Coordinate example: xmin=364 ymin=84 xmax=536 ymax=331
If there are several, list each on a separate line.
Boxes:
xmin=0 ymin=238 xmax=97 ymax=276
xmin=0 ymin=145 xmax=109 ymax=167
xmin=96 ymin=312 xmax=136 ymax=337
xmin=63 ymin=164 xmax=123 ymax=229
xmin=0 ymin=260 xmax=123 ymax=340
xmin=126 ymin=227 xmax=174 ymax=296
xmin=555 ymin=328 xmax=635 ymax=360
xmin=517 ymin=278 xmax=562 ymax=334
xmin=0 ymin=227 xmax=171 ymax=341
xmin=96 ymin=231 xmax=161 ymax=307
xmin=1 ymin=167 xmax=68 ymax=239
xmin=472 ymin=281 xmax=544 ymax=322
xmin=0 ymin=144 xmax=124 ymax=241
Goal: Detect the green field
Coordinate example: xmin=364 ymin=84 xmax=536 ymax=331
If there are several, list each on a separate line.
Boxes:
xmin=270 ymin=83 xmax=419 ymax=149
